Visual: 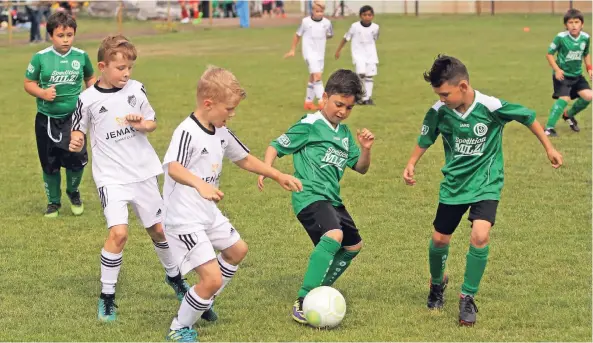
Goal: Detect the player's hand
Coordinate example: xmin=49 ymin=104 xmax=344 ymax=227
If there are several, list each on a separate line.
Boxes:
xmin=284 ymin=50 xmax=295 ymax=59
xmin=554 ymin=69 xmax=565 ymax=81
xmin=69 ymin=135 xmax=84 ymax=152
xmin=257 ymin=175 xmax=266 ymax=191
xmin=196 ymin=183 xmax=224 ymax=202
xmin=403 ymin=164 xmax=416 ymax=186
xmin=276 ymin=173 xmax=303 ymax=192
xmin=547 ymin=148 xmax=563 ymax=169
xmin=42 ymin=85 xmax=56 ymax=102
xmin=335 ymin=50 xmax=341 ymax=60
xmin=125 ymin=114 xmax=146 ymax=130
xmin=356 ymin=128 xmax=375 ymax=149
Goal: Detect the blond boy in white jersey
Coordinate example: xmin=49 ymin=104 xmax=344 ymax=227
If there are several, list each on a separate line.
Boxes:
xmin=335 ymin=5 xmax=379 ymax=105
xmin=69 ymin=35 xmax=189 ymax=323
xmin=285 ymin=1 xmax=333 ymax=110
xmin=162 ymin=66 xmax=302 ymax=342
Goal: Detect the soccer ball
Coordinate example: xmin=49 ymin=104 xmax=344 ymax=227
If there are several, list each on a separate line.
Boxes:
xmin=302 ymin=286 xmax=346 ymax=329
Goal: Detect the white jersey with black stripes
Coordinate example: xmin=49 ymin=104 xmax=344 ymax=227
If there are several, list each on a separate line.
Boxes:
xmin=161 ymin=114 xmax=249 ymax=229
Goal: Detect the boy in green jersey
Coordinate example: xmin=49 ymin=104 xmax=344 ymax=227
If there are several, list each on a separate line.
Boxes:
xmin=24 ymin=12 xmax=95 ymax=217
xmin=544 ymin=8 xmax=592 ymax=136
xmin=403 ymin=55 xmax=563 ymax=326
xmin=258 ymin=69 xmax=375 ymax=325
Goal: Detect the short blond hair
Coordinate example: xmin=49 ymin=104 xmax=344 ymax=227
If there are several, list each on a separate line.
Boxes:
xmin=197 ymin=66 xmax=247 ymax=103
xmin=98 ymin=34 xmax=137 ymax=63
xmin=313 ymin=0 xmax=326 ymax=10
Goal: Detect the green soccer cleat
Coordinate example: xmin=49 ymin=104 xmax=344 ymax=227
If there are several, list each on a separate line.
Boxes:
xmin=97 ymin=293 xmax=117 ymax=322
xmin=67 ymin=191 xmax=84 ymax=216
xmin=44 ymin=203 xmax=61 ymax=218
xmin=166 ymin=274 xmax=191 ymax=302
xmin=166 ymin=327 xmax=198 ymax=342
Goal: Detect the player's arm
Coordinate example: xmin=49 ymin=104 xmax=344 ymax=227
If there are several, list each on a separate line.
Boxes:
xmin=335 ymin=38 xmax=348 ymax=59
xmin=126 ymin=84 xmax=157 ymax=133
xmin=495 ymin=101 xmax=562 ymax=168
xmin=546 ymin=35 xmax=564 ymax=80
xmin=23 ymin=54 xmax=56 ymax=101
xmin=348 ymin=128 xmax=374 ymax=175
xmin=69 ymin=98 xmax=90 ymax=152
xmin=403 ymin=106 xmax=440 ymax=186
xmin=326 ymin=22 xmax=334 ymax=39
xmin=235 ymin=155 xmax=302 ymax=192
xmin=285 ymin=20 xmax=305 ymax=58
xmin=584 ymin=37 xmax=592 ymax=78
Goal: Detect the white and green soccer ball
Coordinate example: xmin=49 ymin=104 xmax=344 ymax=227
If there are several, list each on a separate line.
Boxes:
xmin=303 ymin=286 xmax=346 ymax=329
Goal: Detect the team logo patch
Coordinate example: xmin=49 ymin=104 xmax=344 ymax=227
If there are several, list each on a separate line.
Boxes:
xmin=421 ymin=125 xmax=429 ymax=135
xmin=27 ymin=63 xmax=35 ymax=73
xmin=277 ymin=134 xmax=291 ymax=147
xmin=128 ymin=95 xmax=137 ymax=107
xmin=342 ymin=137 xmax=349 ymax=150
xmin=71 ymin=60 xmax=80 ymax=70
xmin=580 ymin=42 xmax=586 ymax=50
xmin=473 ymin=123 xmax=488 ymax=137
xmin=115 ymin=116 xmax=127 ymax=126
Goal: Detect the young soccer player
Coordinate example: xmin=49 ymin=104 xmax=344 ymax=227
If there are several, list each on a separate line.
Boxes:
xmin=403 ymin=55 xmax=563 ymax=326
xmin=24 ymin=11 xmax=95 ymax=218
xmin=285 ymin=1 xmax=333 ymax=111
xmin=257 ymin=69 xmax=374 ymax=324
xmin=544 ymin=8 xmax=592 ymax=136
xmin=162 ymin=66 xmax=302 ymax=342
xmin=69 ymin=35 xmax=189 ymax=323
xmin=334 ymin=5 xmax=379 ymax=105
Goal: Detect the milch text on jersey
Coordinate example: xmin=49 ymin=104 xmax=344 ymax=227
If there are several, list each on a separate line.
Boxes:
xmin=49 ymin=70 xmax=79 ymax=85
xmin=454 ymin=136 xmax=486 ymax=157
xmin=321 ymin=147 xmax=348 ymax=170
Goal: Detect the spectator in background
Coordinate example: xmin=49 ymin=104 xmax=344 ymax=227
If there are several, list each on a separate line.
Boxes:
xmin=236 ymin=0 xmax=249 ymax=28
xmin=25 ymin=0 xmax=42 ymax=43
xmin=275 ymin=1 xmax=286 ymax=18
xmin=262 ymin=0 xmax=272 ymax=18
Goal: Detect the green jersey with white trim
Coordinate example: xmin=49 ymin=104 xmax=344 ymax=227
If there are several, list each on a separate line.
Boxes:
xmin=417 ymin=91 xmax=536 ymax=205
xmin=25 ymin=46 xmax=94 ymax=118
xmin=547 ymin=31 xmax=591 ymax=77
xmin=270 ymin=112 xmax=361 ymax=215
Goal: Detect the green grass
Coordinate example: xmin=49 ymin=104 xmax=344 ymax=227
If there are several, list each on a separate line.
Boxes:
xmin=0 ymin=14 xmax=591 ymax=342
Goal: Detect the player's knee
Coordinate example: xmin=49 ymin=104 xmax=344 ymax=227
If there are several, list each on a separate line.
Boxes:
xmin=146 ymin=223 xmax=165 ymax=240
xmin=108 ymin=226 xmax=129 ymax=247
xmin=580 ymin=90 xmax=593 ymax=102
xmin=222 ymin=240 xmax=248 ymax=265
xmin=345 ymin=240 xmax=363 ymax=252
xmin=431 ymin=230 xmax=451 ymax=247
xmin=470 ymin=229 xmax=490 ymax=248
xmin=202 ymin=273 xmax=223 ymax=294
xmin=324 ymin=229 xmax=343 ymax=243
xmin=312 ymin=73 xmax=322 ymax=82
xmin=560 ymin=96 xmax=571 ymax=102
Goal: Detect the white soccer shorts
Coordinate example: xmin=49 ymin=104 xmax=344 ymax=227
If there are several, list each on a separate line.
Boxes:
xmin=97 ymin=177 xmax=163 ymax=229
xmin=354 ymin=61 xmax=377 ymax=76
xmin=164 ymin=208 xmax=241 ymax=275
xmin=306 ymin=58 xmax=325 ymax=74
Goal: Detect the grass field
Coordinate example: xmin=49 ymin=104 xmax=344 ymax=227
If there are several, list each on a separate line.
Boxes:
xmin=0 ymin=14 xmax=591 ymax=342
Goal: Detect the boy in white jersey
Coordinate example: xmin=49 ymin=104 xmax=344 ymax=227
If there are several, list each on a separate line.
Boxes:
xmin=69 ymin=35 xmax=189 ymax=323
xmin=163 ymin=66 xmax=302 ymax=342
xmin=335 ymin=5 xmax=379 ymax=105
xmin=285 ymin=1 xmax=333 ymax=111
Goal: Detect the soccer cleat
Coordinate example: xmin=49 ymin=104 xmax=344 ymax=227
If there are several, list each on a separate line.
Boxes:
xmin=458 ymin=294 xmax=478 ymax=326
xmin=427 ymin=275 xmax=448 ymax=310
xmin=201 ymin=303 xmax=218 ymax=322
xmin=97 ymin=293 xmax=118 ymax=322
xmin=291 ymin=297 xmax=307 ymax=324
xmin=563 ymin=111 xmax=580 ymax=132
xmin=365 ymin=98 xmax=376 ymax=106
xmin=66 ymin=191 xmax=84 ymax=216
xmin=166 ymin=274 xmax=191 ymax=302
xmin=44 ymin=203 xmax=61 ymax=218
xmin=166 ymin=327 xmax=198 ymax=342
xmin=304 ymin=102 xmax=317 ymax=111
xmin=544 ymin=128 xmax=558 ymax=137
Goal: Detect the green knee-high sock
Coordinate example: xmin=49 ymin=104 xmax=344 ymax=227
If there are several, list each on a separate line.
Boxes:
xmin=322 ymin=248 xmax=360 ymax=286
xmin=43 ymin=171 xmax=61 ymax=204
xmin=567 ymin=97 xmax=591 ymax=117
xmin=461 ymin=245 xmax=490 ymax=296
xmin=297 ymin=236 xmax=342 ymax=298
xmin=429 ymin=239 xmax=449 ymax=285
xmin=546 ymin=98 xmax=568 ymax=129
xmin=66 ymin=169 xmax=84 ymax=193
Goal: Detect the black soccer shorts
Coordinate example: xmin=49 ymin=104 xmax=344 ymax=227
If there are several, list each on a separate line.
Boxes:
xmin=433 ymin=200 xmax=499 ymax=235
xmin=296 ymin=200 xmax=362 ymax=247
xmin=35 ymin=112 xmax=87 ymax=174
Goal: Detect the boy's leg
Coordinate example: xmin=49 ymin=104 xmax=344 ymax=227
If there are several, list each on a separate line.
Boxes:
xmin=322 ymin=206 xmax=362 ymax=286
xmin=562 ymin=78 xmax=592 ymax=132
xmin=293 ymin=201 xmax=343 ymax=324
xmin=364 ymin=63 xmax=377 ymax=104
xmin=35 ymin=113 xmax=62 ymax=216
xmin=428 ymin=203 xmax=469 ymax=310
xmin=62 ymin=129 xmax=87 ymax=215
xmin=459 ymin=200 xmax=498 ymax=326
xmin=167 ymin=232 xmax=219 ymax=342
xmin=307 ymin=60 xmax=324 ymax=107
xmin=546 ymin=76 xmax=572 ymax=134
xmin=305 ymin=73 xmax=315 ymax=109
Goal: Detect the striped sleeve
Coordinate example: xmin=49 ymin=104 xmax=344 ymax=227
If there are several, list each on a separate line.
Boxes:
xmin=71 ymin=98 xmax=89 ymax=133
xmin=163 ymin=128 xmax=195 ymax=168
xmin=223 ymin=128 xmax=249 ymax=162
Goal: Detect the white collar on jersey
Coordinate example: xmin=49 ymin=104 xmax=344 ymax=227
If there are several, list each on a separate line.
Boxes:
xmin=51 ymin=46 xmax=72 ymax=58
xmin=452 ymin=90 xmax=481 ymax=120
xmin=316 ymin=111 xmax=340 ymax=132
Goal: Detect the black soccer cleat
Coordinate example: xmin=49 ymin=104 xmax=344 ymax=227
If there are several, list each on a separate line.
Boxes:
xmin=427 ymin=275 xmax=448 ymax=310
xmin=458 ymin=294 xmax=478 ymax=326
xmin=563 ymin=111 xmax=580 ymax=132
xmin=365 ymin=98 xmax=376 ymax=106
xmin=44 ymin=203 xmax=61 ymax=218
xmin=544 ymin=128 xmax=558 ymax=137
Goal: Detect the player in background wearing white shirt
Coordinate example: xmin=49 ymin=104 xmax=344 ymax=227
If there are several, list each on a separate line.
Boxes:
xmin=285 ymin=1 xmax=333 ymax=111
xmin=163 ymin=67 xmax=302 ymax=342
xmin=69 ymin=35 xmax=189 ymax=323
xmin=335 ymin=5 xmax=379 ymax=105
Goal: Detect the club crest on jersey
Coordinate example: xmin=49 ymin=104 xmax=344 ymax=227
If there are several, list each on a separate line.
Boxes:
xmin=473 ymin=123 xmax=488 ymax=137
xmin=341 ymin=137 xmax=349 ymax=151
xmin=71 ymin=60 xmax=80 ymax=70
xmin=115 ymin=117 xmax=128 ymax=127
xmin=277 ymin=134 xmax=291 ymax=147
xmin=421 ymin=125 xmax=429 ymax=135
xmin=128 ymin=95 xmax=137 ymax=107
xmin=581 ymin=42 xmax=587 ymax=50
